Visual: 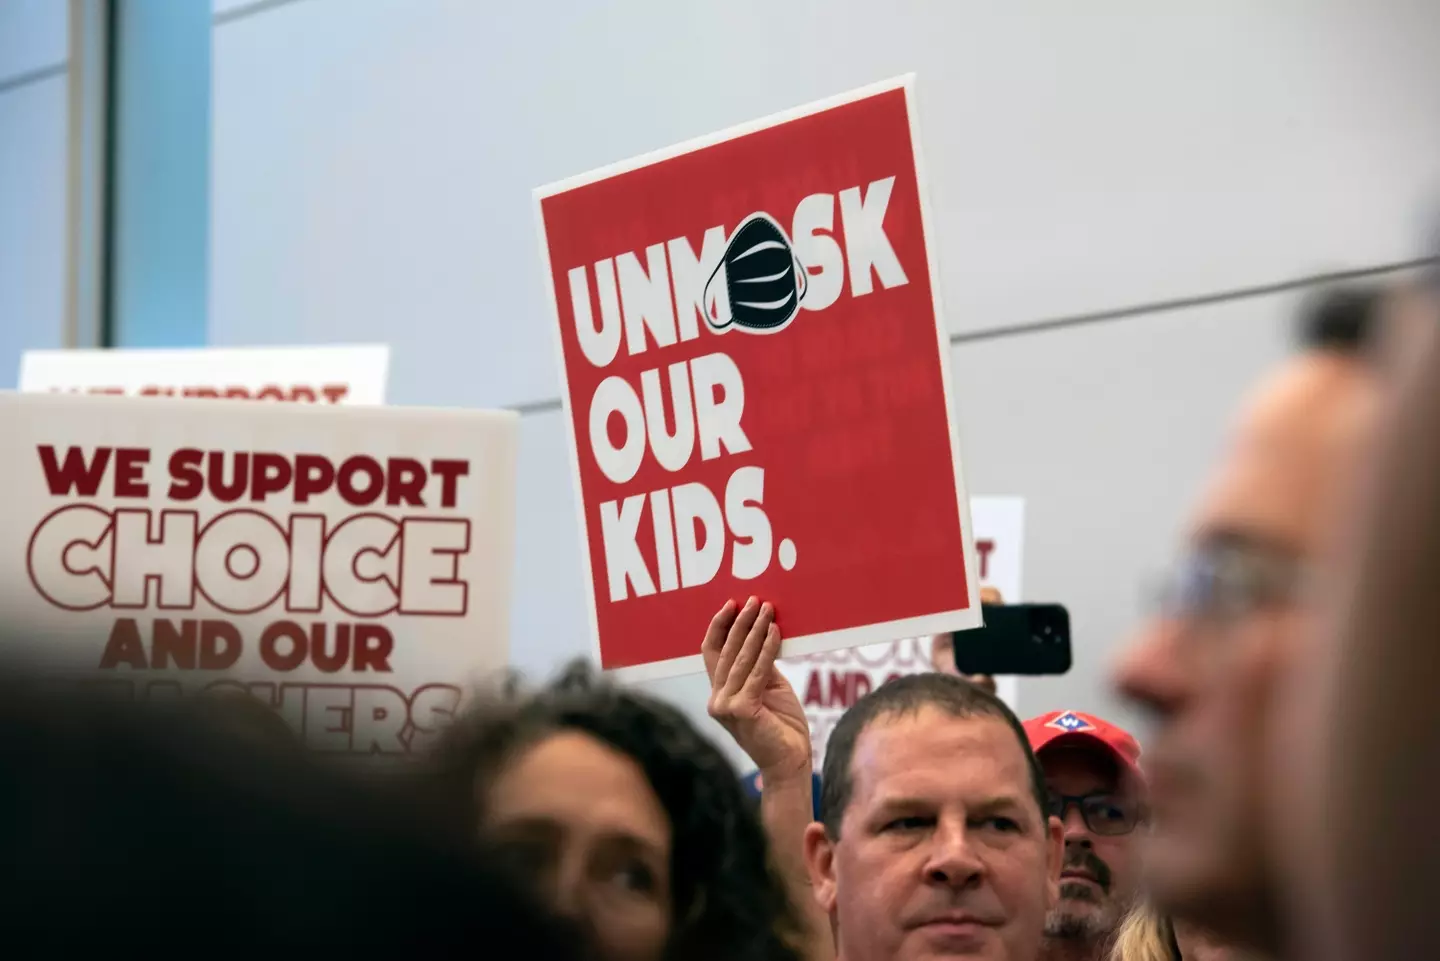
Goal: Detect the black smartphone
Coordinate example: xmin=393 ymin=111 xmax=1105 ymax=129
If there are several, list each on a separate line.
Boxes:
xmin=950 ymin=603 xmax=1072 ymax=676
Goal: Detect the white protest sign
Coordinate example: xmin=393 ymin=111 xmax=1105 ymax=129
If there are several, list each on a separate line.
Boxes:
xmin=0 ymin=391 xmax=516 ymax=755
xmin=18 ymin=345 xmax=390 ymax=405
xmin=776 ymin=496 xmax=1026 ymax=769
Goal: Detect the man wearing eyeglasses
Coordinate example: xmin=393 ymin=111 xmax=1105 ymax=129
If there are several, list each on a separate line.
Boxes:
xmin=1114 ymin=284 xmax=1385 ymax=959
xmin=1023 ymin=711 xmax=1144 ymax=961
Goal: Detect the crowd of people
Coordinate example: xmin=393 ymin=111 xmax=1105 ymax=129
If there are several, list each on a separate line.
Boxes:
xmin=1 ymin=272 xmax=1436 ymax=960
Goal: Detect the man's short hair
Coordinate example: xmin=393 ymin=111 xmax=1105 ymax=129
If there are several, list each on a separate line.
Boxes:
xmin=817 ymin=672 xmax=1048 ymax=838
xmin=1295 ymin=283 xmax=1384 ymax=355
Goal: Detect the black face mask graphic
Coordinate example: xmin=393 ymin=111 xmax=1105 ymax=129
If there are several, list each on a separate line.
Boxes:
xmin=702 ymin=213 xmax=809 ymax=333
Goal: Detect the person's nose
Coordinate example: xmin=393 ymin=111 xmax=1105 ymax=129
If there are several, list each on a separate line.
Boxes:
xmin=1114 ymin=619 xmax=1188 ymax=715
xmin=922 ymin=818 xmax=985 ymax=890
xmin=547 ymin=850 xmax=589 ymax=920
xmin=1061 ymin=805 xmax=1093 ymax=848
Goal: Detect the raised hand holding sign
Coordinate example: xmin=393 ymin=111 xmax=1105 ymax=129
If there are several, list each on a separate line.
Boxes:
xmin=703 ymin=597 xmax=811 ymax=779
xmin=703 ymin=597 xmax=831 ymax=961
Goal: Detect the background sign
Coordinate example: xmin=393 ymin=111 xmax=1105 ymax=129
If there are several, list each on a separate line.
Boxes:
xmin=536 ymin=76 xmax=980 ymax=679
xmin=19 ymin=345 xmax=390 ymax=405
xmin=776 ymin=496 xmax=1026 ymax=769
xmin=0 ymin=392 xmax=516 ymax=755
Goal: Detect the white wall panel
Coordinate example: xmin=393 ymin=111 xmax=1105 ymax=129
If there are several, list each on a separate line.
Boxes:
xmin=0 ymin=0 xmax=66 ymax=83
xmin=0 ymin=74 xmax=68 ymax=389
xmin=508 ymin=407 xmax=588 ymax=681
xmin=213 ymin=0 xmax=260 ymax=17
xmin=210 ymin=0 xmax=1439 ymax=411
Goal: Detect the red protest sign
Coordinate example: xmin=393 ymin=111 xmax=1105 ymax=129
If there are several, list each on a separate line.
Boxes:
xmin=536 ymin=76 xmax=981 ymax=679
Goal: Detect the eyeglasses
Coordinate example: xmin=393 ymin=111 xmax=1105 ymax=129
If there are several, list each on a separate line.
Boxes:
xmin=1148 ymin=539 xmax=1307 ymax=626
xmin=1047 ymin=792 xmax=1143 ymax=836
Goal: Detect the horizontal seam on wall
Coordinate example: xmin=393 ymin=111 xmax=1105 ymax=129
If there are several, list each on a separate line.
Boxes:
xmin=504 ymin=256 xmax=1436 ymax=417
xmin=214 ymin=0 xmax=309 ymax=27
xmin=510 ymin=397 xmax=565 ymax=416
xmin=0 ymin=61 xmax=66 ymax=96
xmin=951 ymin=257 xmax=1436 ymax=346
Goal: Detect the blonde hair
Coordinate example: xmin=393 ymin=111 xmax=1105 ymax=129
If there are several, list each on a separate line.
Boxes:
xmin=1110 ymin=903 xmax=1180 ymax=961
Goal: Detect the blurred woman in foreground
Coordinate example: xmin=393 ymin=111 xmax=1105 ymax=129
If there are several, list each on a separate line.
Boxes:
xmin=0 ymin=665 xmax=588 ymax=957
xmin=433 ymin=663 xmax=803 ymax=961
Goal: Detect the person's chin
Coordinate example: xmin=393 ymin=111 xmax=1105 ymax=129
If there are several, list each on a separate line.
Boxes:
xmin=1055 ymin=894 xmax=1102 ymax=917
xmin=907 ymin=921 xmax=998 ymax=957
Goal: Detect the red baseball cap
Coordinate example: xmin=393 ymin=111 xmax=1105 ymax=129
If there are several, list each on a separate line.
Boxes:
xmin=1023 ymin=710 xmax=1144 ymax=788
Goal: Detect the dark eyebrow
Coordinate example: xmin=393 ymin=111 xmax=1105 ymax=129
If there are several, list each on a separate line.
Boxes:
xmin=868 ymin=795 xmax=927 ymax=816
xmin=595 ymin=832 xmax=668 ymax=864
xmin=870 ymin=794 xmax=1032 ymax=822
xmin=493 ymin=817 xmax=668 ymax=862
xmin=488 ymin=815 xmax=562 ymax=840
xmin=863 ymin=795 xmax=935 ymax=825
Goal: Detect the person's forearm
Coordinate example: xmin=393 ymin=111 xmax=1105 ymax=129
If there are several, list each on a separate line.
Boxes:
xmin=759 ymin=766 xmax=835 ymax=961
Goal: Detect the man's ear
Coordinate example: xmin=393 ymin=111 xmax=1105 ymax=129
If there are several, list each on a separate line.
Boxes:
xmin=802 ymin=822 xmax=839 ymax=915
xmin=1043 ymin=814 xmax=1064 ymax=909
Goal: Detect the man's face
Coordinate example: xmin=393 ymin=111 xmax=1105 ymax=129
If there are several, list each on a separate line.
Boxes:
xmin=805 ymin=709 xmax=1062 ymax=961
xmin=1039 ymin=747 xmax=1141 ymax=944
xmin=1114 ymin=351 xmax=1378 ymax=946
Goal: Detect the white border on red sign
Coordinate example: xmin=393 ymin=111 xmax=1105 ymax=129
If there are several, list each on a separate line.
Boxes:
xmin=533 ymin=74 xmax=983 ymax=681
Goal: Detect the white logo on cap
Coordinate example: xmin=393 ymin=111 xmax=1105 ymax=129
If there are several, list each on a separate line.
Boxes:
xmin=1045 ymin=711 xmax=1095 ymax=733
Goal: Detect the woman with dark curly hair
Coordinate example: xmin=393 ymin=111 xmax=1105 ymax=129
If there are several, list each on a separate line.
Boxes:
xmin=430 ymin=662 xmax=805 ymax=961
